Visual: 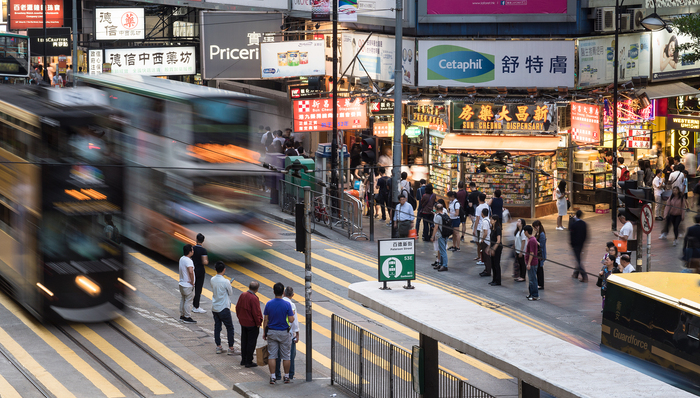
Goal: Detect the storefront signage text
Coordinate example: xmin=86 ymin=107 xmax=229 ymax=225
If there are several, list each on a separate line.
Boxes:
xmin=371 ymin=99 xmax=394 ymax=115
xmin=668 ymin=114 xmax=700 ymax=131
xmin=104 ymin=47 xmax=196 ymax=76
xmin=89 ymin=50 xmax=103 ymax=75
xmin=293 ymin=98 xmax=368 ymax=131
xmin=571 ymin=102 xmax=601 ymax=144
xmin=289 ymin=85 xmax=324 ymax=99
xmin=450 ymin=102 xmax=549 ymax=132
xmin=9 ymin=0 xmax=63 ymax=29
xmin=95 ymin=8 xmax=145 ymax=41
xmin=411 ymin=104 xmax=447 ymax=129
xmin=27 ymin=28 xmax=70 ymax=57
xmin=627 ymin=129 xmax=651 ymax=148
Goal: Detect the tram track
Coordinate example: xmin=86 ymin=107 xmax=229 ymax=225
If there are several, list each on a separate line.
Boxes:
xmin=0 ymin=342 xmax=52 ymax=398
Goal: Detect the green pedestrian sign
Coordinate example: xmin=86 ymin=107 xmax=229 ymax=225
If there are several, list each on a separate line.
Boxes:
xmin=378 ymin=239 xmax=416 ymax=290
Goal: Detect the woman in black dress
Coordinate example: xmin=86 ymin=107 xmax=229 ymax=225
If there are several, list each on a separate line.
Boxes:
xmin=488 ymin=215 xmax=503 ymax=286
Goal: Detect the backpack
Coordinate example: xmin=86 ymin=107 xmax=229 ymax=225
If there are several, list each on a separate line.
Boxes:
xmin=440 ymin=213 xmax=453 ymax=238
xmin=263 ymin=132 xmax=273 ymax=147
xmin=619 ymin=167 xmax=630 ymax=182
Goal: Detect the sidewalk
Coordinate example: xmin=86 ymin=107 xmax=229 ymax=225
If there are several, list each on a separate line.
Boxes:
xmin=233 ymin=378 xmax=352 ymax=398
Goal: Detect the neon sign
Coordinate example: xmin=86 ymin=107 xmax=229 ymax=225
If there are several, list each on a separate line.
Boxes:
xmin=603 ymin=98 xmax=655 ymax=126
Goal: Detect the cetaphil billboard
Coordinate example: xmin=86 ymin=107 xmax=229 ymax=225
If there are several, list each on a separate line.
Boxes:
xmin=341 ymin=33 xmax=415 ymax=85
xmin=200 ymin=12 xmax=282 ymax=80
xmin=417 ymin=39 xmax=575 ymax=88
xmin=577 ymin=33 xmax=650 ymax=88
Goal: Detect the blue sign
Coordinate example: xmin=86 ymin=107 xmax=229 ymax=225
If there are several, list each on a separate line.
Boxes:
xmin=426 ymin=45 xmax=495 ymax=83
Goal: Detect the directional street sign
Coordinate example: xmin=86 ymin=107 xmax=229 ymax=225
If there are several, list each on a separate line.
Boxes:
xmin=641 ymin=204 xmax=653 ymax=235
xmin=378 ymin=239 xmax=416 ymax=282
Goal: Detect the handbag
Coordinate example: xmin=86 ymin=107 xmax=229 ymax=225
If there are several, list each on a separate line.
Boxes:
xmin=613 ymin=239 xmax=627 ymax=252
xmin=256 ymin=345 xmax=269 ymax=366
xmin=566 ymin=199 xmax=571 ymax=210
xmin=596 ymin=275 xmax=604 ymax=287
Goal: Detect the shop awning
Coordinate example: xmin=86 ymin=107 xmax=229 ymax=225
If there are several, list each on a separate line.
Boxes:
xmin=440 ymin=134 xmax=561 ymax=156
xmin=639 ymin=82 xmax=699 ymax=100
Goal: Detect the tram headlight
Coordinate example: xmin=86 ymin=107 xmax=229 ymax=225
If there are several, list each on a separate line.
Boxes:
xmin=75 ymin=276 xmax=101 ymax=297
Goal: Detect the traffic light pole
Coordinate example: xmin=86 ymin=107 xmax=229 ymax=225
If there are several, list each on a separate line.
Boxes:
xmin=391 ymin=0 xmax=403 ymax=232
xmin=636 ymin=220 xmax=643 ymax=272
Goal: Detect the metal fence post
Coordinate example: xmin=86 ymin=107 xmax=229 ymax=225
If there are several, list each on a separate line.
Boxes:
xmin=389 ymin=345 xmax=395 ymax=398
xmin=331 ymin=314 xmax=335 ymax=386
xmin=358 ymin=330 xmax=364 ymax=397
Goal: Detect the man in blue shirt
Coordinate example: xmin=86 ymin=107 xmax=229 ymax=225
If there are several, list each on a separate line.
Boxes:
xmin=263 ymin=282 xmax=295 ymax=384
xmin=393 ymin=194 xmax=415 ymax=238
xmin=210 ymin=261 xmax=236 ymax=355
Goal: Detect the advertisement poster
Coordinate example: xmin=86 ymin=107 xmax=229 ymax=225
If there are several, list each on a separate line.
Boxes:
xmin=294 ymin=0 xmax=399 ymax=20
xmin=27 ymin=27 xmax=70 ymax=56
xmin=104 ymin=47 xmax=196 ymax=76
xmin=570 ymin=102 xmax=601 ymax=145
xmin=261 ymin=40 xmax=325 ymax=78
xmin=311 ymin=0 xmax=330 ymax=20
xmin=651 ymin=27 xmax=700 ymax=82
xmin=578 ymin=33 xmax=650 ymax=87
xmin=418 ymin=39 xmax=574 ymax=88
xmin=341 ymin=33 xmax=415 ymax=85
xmin=201 ymin=12 xmax=281 ymax=80
xmin=293 ymin=98 xmax=368 ymax=132
xmin=89 ymin=49 xmax=103 ymax=75
xmin=212 ymin=0 xmax=287 ymax=9
xmin=426 ymin=0 xmax=566 ymax=15
xmin=95 ymin=8 xmax=145 ymax=41
xmin=338 ymin=0 xmax=358 ymax=21
xmin=9 ymin=0 xmax=63 ymax=29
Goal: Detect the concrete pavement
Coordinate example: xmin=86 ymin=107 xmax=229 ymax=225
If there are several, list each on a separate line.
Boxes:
xmin=234 ymin=378 xmax=352 ymax=398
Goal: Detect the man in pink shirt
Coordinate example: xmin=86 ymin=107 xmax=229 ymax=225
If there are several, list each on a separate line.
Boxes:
xmin=524 ymin=226 xmax=540 ymax=301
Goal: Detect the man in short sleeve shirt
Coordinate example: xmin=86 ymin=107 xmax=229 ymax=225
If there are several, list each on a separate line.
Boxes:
xmin=263 ymin=283 xmax=295 ymax=384
xmin=178 ymin=244 xmax=196 ymax=323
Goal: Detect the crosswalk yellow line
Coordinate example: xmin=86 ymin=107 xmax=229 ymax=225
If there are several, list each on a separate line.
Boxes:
xmin=71 ymin=324 xmax=173 ymax=395
xmin=0 ymin=294 xmax=124 ymax=398
xmin=0 ymin=374 xmax=22 ymax=398
xmin=0 ymin=327 xmax=75 ymax=398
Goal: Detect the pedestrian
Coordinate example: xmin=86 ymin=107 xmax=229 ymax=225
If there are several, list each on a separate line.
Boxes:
xmin=178 ymin=244 xmax=197 ymax=324
xmin=263 ymin=282 xmax=295 ymax=384
xmin=532 ymin=220 xmax=547 ymax=290
xmin=447 ymin=191 xmax=461 ymax=251
xmin=415 ymin=179 xmax=427 ymax=237
xmin=393 ymin=194 xmax=414 ymax=238
xmin=272 ymin=130 xmax=285 ymax=147
xmin=599 ymin=255 xmax=616 ymax=311
xmin=524 ymin=225 xmax=540 ymax=301
xmin=419 ymin=184 xmax=437 ymax=241
xmin=456 ymin=181 xmax=468 ymax=241
xmin=190 ymin=234 xmax=209 ymax=314
xmin=570 ymin=210 xmax=589 ymax=282
xmin=284 ymin=141 xmax=299 ymax=156
xmin=235 ymin=281 xmax=263 ymax=368
xmin=663 ymin=156 xmax=675 ymax=184
xmin=619 ymin=254 xmax=635 ymax=273
xmin=514 ymin=219 xmax=527 ymax=282
xmin=487 ymin=215 xmax=502 ymax=286
xmin=661 ymin=186 xmax=686 ymax=245
xmin=643 ymin=160 xmax=655 ymax=187
xmin=467 ymin=182 xmax=481 ymax=240
xmin=488 ymin=189 xmax=504 ymax=219
xmin=555 ymin=181 xmax=568 ymax=230
xmin=474 ymin=194 xmax=490 ymax=264
xmin=52 ymin=72 xmax=64 ymax=87
xmin=430 ymin=202 xmax=441 ymax=268
xmin=613 ymin=212 xmax=634 ymax=251
xmin=602 ymin=242 xmax=621 ymax=265
xmin=275 ymin=286 xmax=300 ymax=381
xmin=431 ymin=203 xmax=449 ymax=272
xmin=261 ymin=127 xmax=273 ymax=152
xmin=478 ymin=208 xmax=492 ymax=277
xmin=650 ymin=141 xmax=665 ymax=169
xmin=210 ymin=261 xmax=237 ymax=355
xmin=376 ymin=167 xmax=392 ymax=223
xmin=668 ymin=164 xmax=686 ymax=193
xmin=653 ymin=169 xmax=665 ymax=220
xmin=65 ymin=65 xmax=73 ymax=87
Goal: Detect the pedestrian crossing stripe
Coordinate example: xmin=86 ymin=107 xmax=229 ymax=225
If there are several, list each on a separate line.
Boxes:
xmin=0 ymin=374 xmax=22 ymax=398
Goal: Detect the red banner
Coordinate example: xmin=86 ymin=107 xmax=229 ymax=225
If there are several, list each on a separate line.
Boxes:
xmin=293 ymin=98 xmax=367 ymax=132
xmin=9 ymin=0 xmax=64 ymax=29
xmin=571 ymin=102 xmax=600 ymax=145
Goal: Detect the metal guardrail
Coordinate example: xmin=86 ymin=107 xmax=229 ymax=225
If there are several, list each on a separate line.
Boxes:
xmin=278 ymin=179 xmax=367 ymax=240
xmin=331 ymin=314 xmax=495 ymax=398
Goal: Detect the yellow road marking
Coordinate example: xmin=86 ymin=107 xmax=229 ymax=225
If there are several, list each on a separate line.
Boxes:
xmin=0 ymin=327 xmax=75 ymax=398
xmin=0 ymin=294 xmax=124 ymax=398
xmin=242 ymin=250 xmax=508 ymax=380
xmin=71 ymin=324 xmax=173 ymax=395
xmin=0 ymin=375 xmax=22 ymax=398
xmin=113 ymin=317 xmax=227 ymax=391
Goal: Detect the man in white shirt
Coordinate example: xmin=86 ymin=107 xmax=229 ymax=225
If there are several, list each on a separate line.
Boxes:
xmin=473 ymin=193 xmax=490 ymax=262
xmin=652 ymin=169 xmax=665 ymax=220
xmin=210 ymin=261 xmax=237 ymax=355
xmin=178 ymin=244 xmax=196 ymax=324
xmin=669 ymin=164 xmax=686 ymax=192
xmin=619 ymin=254 xmax=635 ymax=273
xmin=275 ymin=286 xmax=301 ymax=381
xmin=393 ymin=194 xmax=415 ymax=238
xmin=478 ymin=207 xmax=491 ymax=268
xmin=447 ymin=191 xmax=462 ymax=252
xmin=613 ymin=212 xmax=634 ymax=242
xmin=432 ymin=204 xmax=449 ymax=272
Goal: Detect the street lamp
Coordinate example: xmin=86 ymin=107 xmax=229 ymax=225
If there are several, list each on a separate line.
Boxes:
xmin=641 ymin=0 xmax=671 ymax=32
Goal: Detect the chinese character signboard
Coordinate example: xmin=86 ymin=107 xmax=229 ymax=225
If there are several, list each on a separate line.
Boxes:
xmin=370 ymin=99 xmax=394 ymax=115
xmin=418 ymin=40 xmax=574 ymax=88
xmin=104 ymin=47 xmax=195 ymax=76
xmin=95 ymin=8 xmax=144 ymax=40
xmin=651 ymin=27 xmax=700 ymax=82
xmin=627 ymin=129 xmax=650 ymax=149
xmin=451 ymin=102 xmax=555 ymax=132
xmin=570 ymin=102 xmax=601 ymax=144
xmin=27 ymin=28 xmax=70 ymax=56
xmin=201 ymin=12 xmax=281 ymax=80
xmin=289 ymin=85 xmax=323 ymax=99
xmin=261 ymin=40 xmax=325 ymax=78
xmin=378 ymin=239 xmax=415 ymax=282
xmin=293 ymin=98 xmax=368 ymax=132
xmin=89 ymin=49 xmax=103 ymax=75
xmin=577 ymin=33 xmax=651 ymax=87
xmin=9 ymin=0 xmax=63 ymax=29
xmin=412 ymin=103 xmax=448 ymax=129
xmin=341 ymin=33 xmax=415 ymax=85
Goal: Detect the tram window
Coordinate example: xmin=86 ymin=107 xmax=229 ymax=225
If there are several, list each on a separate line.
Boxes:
xmin=0 ymin=202 xmax=13 ymax=235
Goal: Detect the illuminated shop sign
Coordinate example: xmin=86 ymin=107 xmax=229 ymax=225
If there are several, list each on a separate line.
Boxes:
xmin=603 ymin=98 xmax=655 ymax=126
xmin=668 ymin=114 xmax=700 ymax=131
xmin=450 ymin=102 xmax=555 ymax=132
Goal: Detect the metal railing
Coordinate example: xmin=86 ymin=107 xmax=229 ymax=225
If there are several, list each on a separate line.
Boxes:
xmin=331 ymin=314 xmax=495 ymax=398
xmin=278 ymin=179 xmax=367 ymax=240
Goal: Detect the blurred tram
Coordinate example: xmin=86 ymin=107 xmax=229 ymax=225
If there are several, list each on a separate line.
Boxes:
xmin=79 ymin=74 xmax=276 ymax=261
xmin=0 ymin=85 xmax=127 ymax=322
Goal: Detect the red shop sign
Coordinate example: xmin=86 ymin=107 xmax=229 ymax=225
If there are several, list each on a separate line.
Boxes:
xmin=9 ymin=0 xmax=64 ymax=29
xmin=570 ymin=102 xmax=600 ymax=145
xmin=294 ymin=98 xmax=368 ymax=132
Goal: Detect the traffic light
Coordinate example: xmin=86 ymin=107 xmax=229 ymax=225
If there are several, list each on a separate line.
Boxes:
xmin=361 ymin=135 xmax=377 ymax=165
xmin=622 ymin=181 xmax=653 ymax=222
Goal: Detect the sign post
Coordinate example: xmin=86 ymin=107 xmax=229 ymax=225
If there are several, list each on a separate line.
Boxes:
xmin=378 ymin=239 xmax=416 ymax=290
xmin=640 ymin=204 xmax=653 ymax=272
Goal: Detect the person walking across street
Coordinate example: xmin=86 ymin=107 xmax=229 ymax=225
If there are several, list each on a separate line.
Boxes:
xmin=555 ymin=181 xmax=568 ymax=230
xmin=661 ymin=186 xmax=687 ymax=245
xmin=275 ymin=286 xmax=300 ymax=381
xmin=653 ymin=169 xmax=665 ymax=220
xmin=478 ymin=208 xmax=492 ymax=277
xmin=570 ymin=210 xmax=589 ymax=282
xmin=487 ymin=215 xmax=502 ymax=286
xmin=263 ymin=283 xmax=295 ymax=384
xmin=419 ymin=184 xmax=437 ymax=241
xmin=178 ymin=244 xmax=197 ymax=324
xmin=524 ymin=226 xmax=540 ymax=301
xmin=236 ymin=281 xmax=263 ymax=368
xmin=447 ymin=191 xmax=461 ymax=251
xmin=393 ymin=194 xmax=414 ymax=238
xmin=376 ymin=167 xmax=392 ymax=223
xmin=192 ymin=233 xmax=209 ymax=314
xmin=210 ymin=261 xmax=237 ymax=355
xmin=532 ymin=220 xmax=547 ymax=290
xmin=432 ymin=203 xmax=449 ymax=272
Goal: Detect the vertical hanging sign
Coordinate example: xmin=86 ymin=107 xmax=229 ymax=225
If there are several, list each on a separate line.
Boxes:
xmin=570 ymin=102 xmax=601 ymax=145
xmin=338 ymin=0 xmax=358 ymax=21
xmin=312 ymin=0 xmax=331 ymax=21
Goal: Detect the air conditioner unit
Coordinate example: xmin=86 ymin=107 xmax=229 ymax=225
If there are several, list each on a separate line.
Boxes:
xmin=595 ymin=7 xmax=616 ymax=32
xmin=631 ymin=8 xmax=646 ymax=30
xmin=619 ymin=13 xmax=631 ymax=32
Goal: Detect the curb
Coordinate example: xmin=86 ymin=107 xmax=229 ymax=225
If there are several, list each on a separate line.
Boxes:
xmin=232 ymin=383 xmax=263 ymax=398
